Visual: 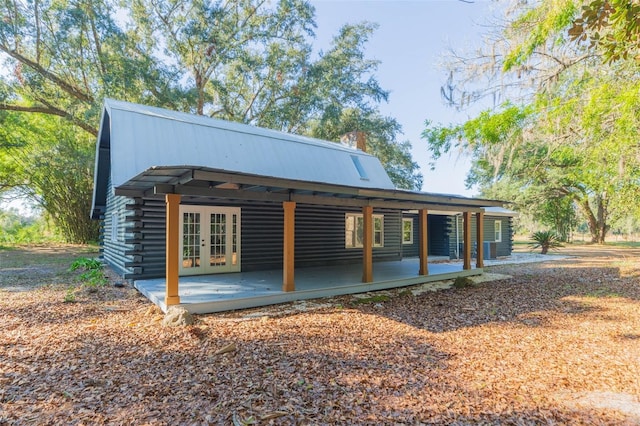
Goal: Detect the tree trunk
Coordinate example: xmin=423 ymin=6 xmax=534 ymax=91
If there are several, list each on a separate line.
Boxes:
xmin=576 ymin=194 xmax=609 ymax=244
xmin=596 ymin=193 xmax=609 ymax=244
xmin=577 ymin=198 xmax=599 ymax=243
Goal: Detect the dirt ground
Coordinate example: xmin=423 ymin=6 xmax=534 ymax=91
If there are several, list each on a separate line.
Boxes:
xmin=1 ymin=244 xmax=639 ymax=425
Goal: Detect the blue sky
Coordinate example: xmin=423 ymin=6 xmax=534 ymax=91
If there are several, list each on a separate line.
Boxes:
xmin=309 ymin=0 xmax=495 ymax=196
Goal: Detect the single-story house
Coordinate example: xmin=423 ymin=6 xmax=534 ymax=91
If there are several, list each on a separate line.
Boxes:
xmin=91 ymin=99 xmax=508 ymax=313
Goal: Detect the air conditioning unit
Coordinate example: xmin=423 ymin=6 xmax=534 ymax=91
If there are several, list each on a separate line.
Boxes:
xmin=483 ymin=241 xmax=497 ymax=259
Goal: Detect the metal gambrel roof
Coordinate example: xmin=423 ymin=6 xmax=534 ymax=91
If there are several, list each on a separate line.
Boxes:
xmin=105 ymin=99 xmax=395 ymax=188
xmin=92 ymin=99 xmax=399 ymax=217
xmin=91 ymin=99 xmax=506 ymax=219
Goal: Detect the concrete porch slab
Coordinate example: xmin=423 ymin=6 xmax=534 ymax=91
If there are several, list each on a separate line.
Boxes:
xmin=134 ymin=258 xmax=482 ymax=314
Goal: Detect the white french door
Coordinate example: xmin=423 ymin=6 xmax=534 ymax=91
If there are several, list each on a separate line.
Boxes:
xmin=179 ymin=206 xmax=241 ymax=276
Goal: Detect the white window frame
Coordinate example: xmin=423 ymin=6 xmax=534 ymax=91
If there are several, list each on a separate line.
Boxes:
xmin=402 ymin=218 xmax=414 ymax=244
xmin=494 ymin=220 xmax=502 ymax=242
xmin=345 ymin=213 xmax=384 ymax=248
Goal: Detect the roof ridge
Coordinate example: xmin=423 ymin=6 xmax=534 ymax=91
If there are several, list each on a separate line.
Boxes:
xmin=103 ymin=98 xmax=374 ymax=157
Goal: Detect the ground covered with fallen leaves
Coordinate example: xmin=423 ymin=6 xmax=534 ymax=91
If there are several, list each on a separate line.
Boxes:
xmin=1 ymin=244 xmax=640 ymax=425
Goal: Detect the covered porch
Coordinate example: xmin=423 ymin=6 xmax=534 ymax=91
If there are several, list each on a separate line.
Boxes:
xmin=118 ymin=167 xmax=501 ymax=315
xmin=135 ymin=257 xmax=481 ymax=314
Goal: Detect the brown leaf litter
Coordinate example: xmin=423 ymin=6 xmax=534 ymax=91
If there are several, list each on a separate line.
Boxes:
xmin=1 ymin=244 xmax=639 ymax=424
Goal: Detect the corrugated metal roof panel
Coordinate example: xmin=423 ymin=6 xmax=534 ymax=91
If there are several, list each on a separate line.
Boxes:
xmin=484 ymin=206 xmax=518 ymax=217
xmin=104 ymin=99 xmax=395 ymax=191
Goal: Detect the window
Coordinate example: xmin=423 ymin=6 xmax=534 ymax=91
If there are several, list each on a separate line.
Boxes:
xmin=345 ymin=213 xmax=384 ymax=248
xmin=111 ymin=212 xmax=119 ymax=243
xmin=494 ymin=220 xmax=502 ymax=242
xmin=351 ymin=155 xmax=369 ymax=180
xmin=402 ymin=218 xmax=413 ymax=244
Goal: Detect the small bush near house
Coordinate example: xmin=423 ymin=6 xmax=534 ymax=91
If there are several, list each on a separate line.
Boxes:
xmin=529 ymin=230 xmax=564 ymax=254
xmin=69 ymin=257 xmax=108 ymax=288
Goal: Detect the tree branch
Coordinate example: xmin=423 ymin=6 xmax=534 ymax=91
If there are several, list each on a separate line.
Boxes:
xmin=0 ymin=102 xmax=98 ymax=136
xmin=0 ymin=45 xmax=94 ymax=104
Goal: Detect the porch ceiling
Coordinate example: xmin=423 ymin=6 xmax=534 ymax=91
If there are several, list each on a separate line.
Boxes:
xmin=114 ymin=166 xmax=504 ymax=212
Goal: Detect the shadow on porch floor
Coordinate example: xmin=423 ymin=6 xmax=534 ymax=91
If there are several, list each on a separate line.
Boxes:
xmin=134 ymin=257 xmax=482 ymax=314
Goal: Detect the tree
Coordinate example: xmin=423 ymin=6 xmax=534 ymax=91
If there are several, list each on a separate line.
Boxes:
xmin=0 ymin=0 xmax=423 ymax=242
xmin=0 ymin=0 xmax=167 ymax=135
xmin=423 ymin=0 xmax=640 ymax=243
xmin=569 ymin=0 xmax=640 ymax=63
xmin=0 ymin=111 xmax=98 ymax=243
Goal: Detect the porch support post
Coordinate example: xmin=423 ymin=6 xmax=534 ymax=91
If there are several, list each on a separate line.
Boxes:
xmin=476 ymin=211 xmax=484 ymax=268
xmin=165 ymin=194 xmax=181 ymax=306
xmin=282 ymin=201 xmax=296 ymax=292
xmin=362 ymin=205 xmax=373 ymax=283
xmin=463 ymin=211 xmax=472 ymax=270
xmin=418 ymin=209 xmax=429 ymax=275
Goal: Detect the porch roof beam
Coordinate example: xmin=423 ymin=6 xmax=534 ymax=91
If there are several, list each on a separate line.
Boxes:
xmin=153 ymin=183 xmax=289 ymax=202
xmin=119 ymin=167 xmax=503 ymax=211
xmin=151 ymin=183 xmax=486 ymax=212
xmin=193 ymin=169 xmax=502 ymax=208
xmin=291 ymin=193 xmax=485 ymax=212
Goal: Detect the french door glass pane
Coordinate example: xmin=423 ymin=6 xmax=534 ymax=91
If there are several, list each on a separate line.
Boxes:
xmin=210 ymin=213 xmax=227 ymax=266
xmin=182 ymin=212 xmax=200 ymax=268
xmin=232 ymin=214 xmax=238 ymax=266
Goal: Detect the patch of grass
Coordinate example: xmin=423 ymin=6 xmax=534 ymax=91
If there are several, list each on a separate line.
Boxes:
xmin=606 ymin=241 xmax=640 ymax=248
xmin=452 ymin=276 xmax=474 ymax=289
xmin=1 ymin=245 xmax=99 ymax=269
xmin=584 ymin=288 xmax=622 ymax=298
xmin=352 ymin=294 xmax=391 ymax=305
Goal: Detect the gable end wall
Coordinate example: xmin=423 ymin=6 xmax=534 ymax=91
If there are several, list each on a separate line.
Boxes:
xmin=101 ymin=176 xmax=134 ymax=276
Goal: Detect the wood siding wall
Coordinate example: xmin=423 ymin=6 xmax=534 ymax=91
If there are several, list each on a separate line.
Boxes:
xmin=449 ymin=215 xmax=513 ymax=259
xmin=102 ymin=195 xmax=402 ymax=280
xmin=402 ymin=214 xmax=451 ymax=258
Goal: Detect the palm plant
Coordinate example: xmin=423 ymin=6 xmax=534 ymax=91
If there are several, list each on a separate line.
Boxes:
xmin=530 ymin=230 xmax=564 ymax=254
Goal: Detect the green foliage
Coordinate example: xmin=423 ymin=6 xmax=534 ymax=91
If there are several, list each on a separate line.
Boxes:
xmin=0 ymin=0 xmax=425 ymax=233
xmin=79 ymin=269 xmax=109 ymax=288
xmin=423 ymin=103 xmax=530 ymax=173
xmin=569 ymin=0 xmax=640 ymax=63
xmin=426 ymin=1 xmax=640 ymax=243
xmin=529 ymin=230 xmax=564 ymax=254
xmin=69 ymin=257 xmax=103 ymax=272
xmin=0 ymin=113 xmax=99 ymax=243
xmin=70 ymin=257 xmax=108 ymax=288
xmin=0 ymin=207 xmax=62 ymax=244
xmin=503 ymin=0 xmax=579 ymax=71
xmin=63 ymin=286 xmax=77 ymax=303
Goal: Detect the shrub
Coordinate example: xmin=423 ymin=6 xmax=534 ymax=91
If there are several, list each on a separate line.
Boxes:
xmin=529 ymin=230 xmax=564 ymax=254
xmin=69 ymin=257 xmax=108 ymax=287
